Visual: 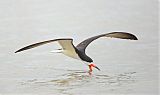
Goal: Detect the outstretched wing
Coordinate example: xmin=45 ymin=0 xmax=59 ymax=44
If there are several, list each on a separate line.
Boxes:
xmin=15 ymin=38 xmax=74 ymax=53
xmin=76 ymin=32 xmax=138 ymax=52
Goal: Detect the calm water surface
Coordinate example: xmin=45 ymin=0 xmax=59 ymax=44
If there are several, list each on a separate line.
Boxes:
xmin=0 ymin=0 xmax=158 ymax=95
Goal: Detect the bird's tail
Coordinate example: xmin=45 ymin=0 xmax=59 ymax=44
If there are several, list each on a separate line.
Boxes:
xmin=50 ymin=49 xmax=63 ymax=53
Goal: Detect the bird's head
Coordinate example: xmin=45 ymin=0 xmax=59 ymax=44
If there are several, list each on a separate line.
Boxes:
xmin=88 ymin=63 xmax=100 ymax=72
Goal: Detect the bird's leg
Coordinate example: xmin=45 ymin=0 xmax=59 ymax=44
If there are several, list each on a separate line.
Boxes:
xmin=89 ymin=65 xmax=92 ymax=72
xmin=88 ymin=64 xmax=93 ymax=74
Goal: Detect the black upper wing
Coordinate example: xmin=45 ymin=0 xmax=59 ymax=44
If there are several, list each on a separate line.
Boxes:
xmin=15 ymin=38 xmax=73 ymax=53
xmin=76 ymin=32 xmax=138 ymax=52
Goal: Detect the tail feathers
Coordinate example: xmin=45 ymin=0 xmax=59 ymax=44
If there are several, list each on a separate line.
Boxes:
xmin=50 ymin=49 xmax=63 ymax=53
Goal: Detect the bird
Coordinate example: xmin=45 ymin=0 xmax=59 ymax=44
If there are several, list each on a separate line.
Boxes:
xmin=15 ymin=32 xmax=138 ymax=73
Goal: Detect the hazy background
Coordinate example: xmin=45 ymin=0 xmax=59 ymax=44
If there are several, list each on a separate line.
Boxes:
xmin=0 ymin=0 xmax=158 ymax=95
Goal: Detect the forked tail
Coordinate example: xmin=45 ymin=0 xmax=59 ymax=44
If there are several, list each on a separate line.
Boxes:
xmin=50 ymin=49 xmax=63 ymax=53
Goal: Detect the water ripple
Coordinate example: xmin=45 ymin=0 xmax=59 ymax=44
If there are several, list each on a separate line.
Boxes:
xmin=20 ymin=71 xmax=137 ymax=95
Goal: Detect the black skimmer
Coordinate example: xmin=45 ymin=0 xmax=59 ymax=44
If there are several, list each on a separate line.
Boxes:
xmin=15 ymin=32 xmax=138 ymax=73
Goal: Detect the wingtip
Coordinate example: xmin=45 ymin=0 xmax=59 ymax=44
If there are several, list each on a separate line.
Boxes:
xmin=14 ymin=49 xmax=22 ymax=53
xmin=132 ymin=35 xmax=138 ymax=40
xmin=105 ymin=32 xmax=138 ymax=41
xmin=130 ymin=37 xmax=138 ymax=40
xmin=124 ymin=32 xmax=138 ymax=40
xmin=14 ymin=51 xmax=19 ymax=53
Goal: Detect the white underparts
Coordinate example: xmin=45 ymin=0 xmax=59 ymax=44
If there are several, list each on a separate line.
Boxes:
xmin=62 ymin=49 xmax=80 ymax=60
xmin=57 ymin=40 xmax=81 ymax=60
xmin=51 ymin=48 xmax=90 ymax=66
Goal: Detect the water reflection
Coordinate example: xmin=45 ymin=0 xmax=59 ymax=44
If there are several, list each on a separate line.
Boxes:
xmin=21 ymin=70 xmax=136 ymax=95
xmin=96 ymin=72 xmax=136 ymax=86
